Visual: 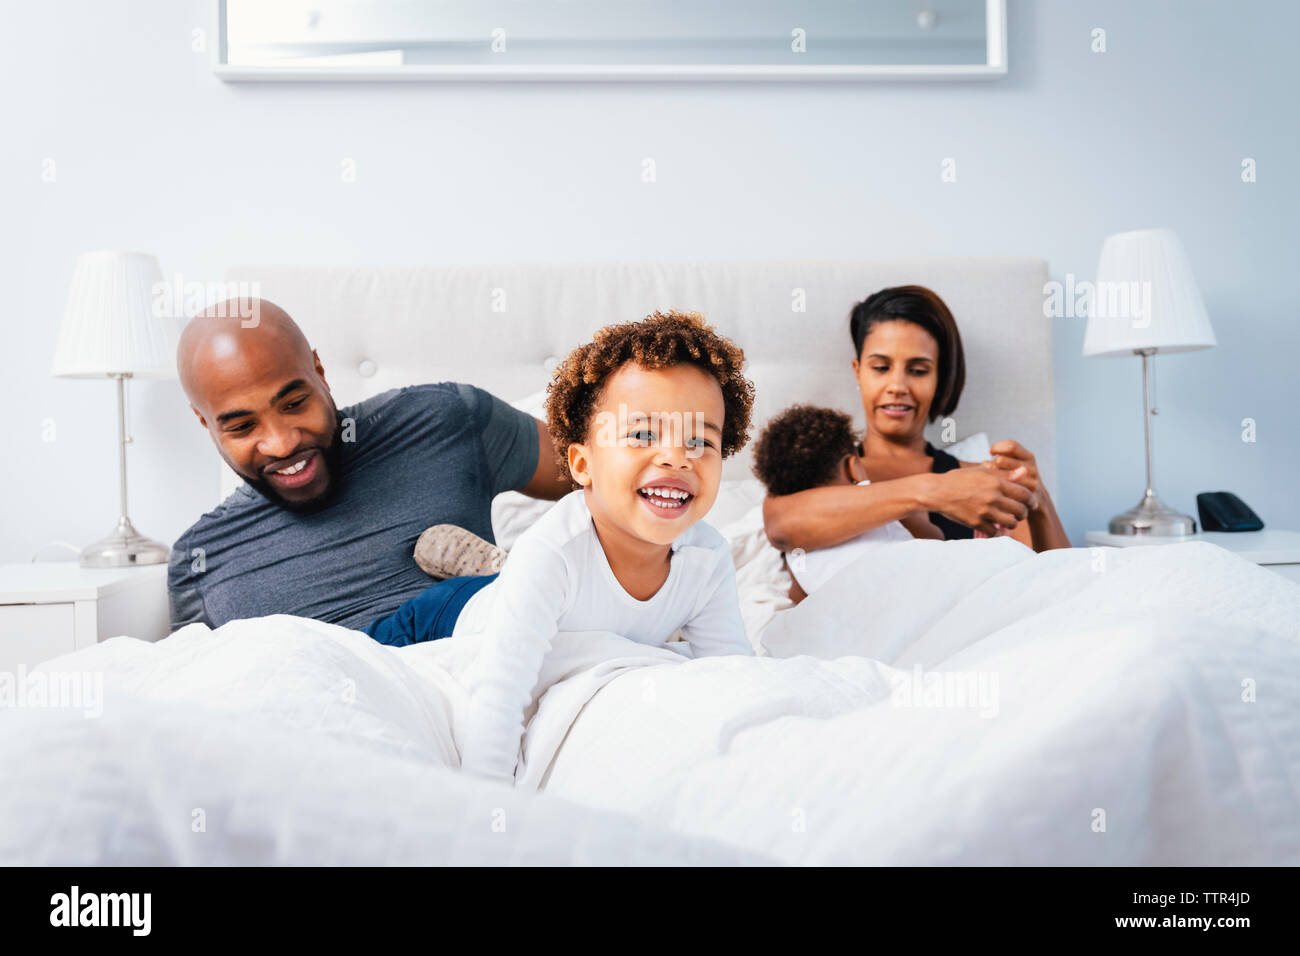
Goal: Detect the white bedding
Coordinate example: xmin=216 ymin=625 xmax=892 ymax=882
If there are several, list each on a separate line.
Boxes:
xmin=0 ymin=618 xmax=769 ymax=865
xmin=539 ymin=539 xmax=1300 ymax=864
xmin=3 ymin=539 xmax=1297 ymax=865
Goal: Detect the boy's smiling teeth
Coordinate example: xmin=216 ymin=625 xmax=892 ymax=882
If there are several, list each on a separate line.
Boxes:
xmin=273 ymin=458 xmax=308 ymax=475
xmin=637 ymin=486 xmax=693 ymax=508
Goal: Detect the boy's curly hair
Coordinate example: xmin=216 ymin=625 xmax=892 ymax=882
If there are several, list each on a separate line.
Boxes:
xmin=752 ymin=404 xmax=858 ymax=497
xmin=544 ymin=310 xmax=755 ymax=483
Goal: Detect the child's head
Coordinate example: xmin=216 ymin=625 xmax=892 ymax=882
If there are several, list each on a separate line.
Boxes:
xmin=752 ymin=404 xmax=864 ymax=496
xmin=545 ymin=310 xmax=754 ymax=546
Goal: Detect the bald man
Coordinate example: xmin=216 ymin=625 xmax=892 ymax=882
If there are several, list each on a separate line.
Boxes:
xmin=168 ymin=299 xmax=569 ymax=638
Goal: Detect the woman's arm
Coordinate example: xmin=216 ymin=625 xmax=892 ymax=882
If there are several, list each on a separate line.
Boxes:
xmin=1026 ymin=485 xmax=1071 ymax=551
xmin=988 ymin=440 xmax=1072 ymax=551
xmin=762 ymin=474 xmax=938 ymax=553
xmin=764 ymin=468 xmax=1033 ymax=552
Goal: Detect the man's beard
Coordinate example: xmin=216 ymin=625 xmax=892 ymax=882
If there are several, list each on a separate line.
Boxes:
xmin=241 ymin=409 xmax=346 ymax=514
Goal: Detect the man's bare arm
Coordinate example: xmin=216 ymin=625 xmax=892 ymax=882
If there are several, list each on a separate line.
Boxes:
xmin=517 ymin=417 xmax=571 ymax=501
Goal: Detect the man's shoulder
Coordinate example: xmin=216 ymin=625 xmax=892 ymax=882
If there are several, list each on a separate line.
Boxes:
xmin=175 ymin=485 xmax=260 ymax=539
xmin=168 ymin=485 xmax=265 ymax=586
xmin=343 ymin=382 xmax=508 ymax=435
xmin=343 ymin=382 xmax=463 ymax=420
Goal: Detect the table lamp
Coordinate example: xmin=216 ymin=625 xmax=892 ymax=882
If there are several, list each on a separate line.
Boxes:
xmin=51 ymin=251 xmax=178 ymax=566
xmin=1083 ymin=228 xmax=1216 ymax=536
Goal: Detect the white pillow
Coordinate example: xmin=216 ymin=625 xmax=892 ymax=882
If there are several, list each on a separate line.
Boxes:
xmin=942 ymin=432 xmax=991 ymax=464
xmin=705 ymin=477 xmax=767 ymax=530
xmin=491 ymin=391 xmax=557 ymax=550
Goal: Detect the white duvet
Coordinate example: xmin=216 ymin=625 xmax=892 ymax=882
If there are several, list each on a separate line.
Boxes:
xmin=0 ymin=619 xmax=768 ymax=865
xmin=2 ymin=538 xmax=1298 ymax=865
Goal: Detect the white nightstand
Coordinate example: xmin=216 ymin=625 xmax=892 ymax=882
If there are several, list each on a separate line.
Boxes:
xmin=0 ymin=562 xmax=170 ymax=672
xmin=1084 ymin=530 xmax=1300 ymax=585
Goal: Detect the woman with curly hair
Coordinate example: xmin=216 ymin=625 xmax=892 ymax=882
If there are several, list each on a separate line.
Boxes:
xmin=418 ymin=309 xmax=757 ymax=783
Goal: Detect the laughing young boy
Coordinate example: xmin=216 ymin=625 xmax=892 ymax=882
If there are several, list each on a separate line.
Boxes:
xmin=447 ymin=310 xmax=757 ymax=783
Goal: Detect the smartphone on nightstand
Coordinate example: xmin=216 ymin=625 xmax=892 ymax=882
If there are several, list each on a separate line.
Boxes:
xmin=1196 ymin=492 xmax=1264 ymax=532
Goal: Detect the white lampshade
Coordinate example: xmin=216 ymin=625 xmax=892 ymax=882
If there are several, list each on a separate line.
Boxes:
xmin=1082 ymin=228 xmax=1216 ymax=358
xmin=51 ymin=250 xmax=178 ymax=379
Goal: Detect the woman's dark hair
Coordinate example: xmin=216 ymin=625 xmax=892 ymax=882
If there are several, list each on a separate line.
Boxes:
xmin=848 ymin=285 xmax=965 ymax=423
xmin=752 ymin=404 xmax=857 ymax=497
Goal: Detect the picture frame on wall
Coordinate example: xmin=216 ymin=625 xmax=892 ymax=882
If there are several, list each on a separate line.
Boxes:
xmin=213 ymin=0 xmax=1007 ymax=82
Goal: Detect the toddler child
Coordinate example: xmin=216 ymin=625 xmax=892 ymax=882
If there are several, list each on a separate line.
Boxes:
xmin=441 ymin=310 xmax=758 ymax=783
xmin=751 ymin=404 xmax=942 ymax=603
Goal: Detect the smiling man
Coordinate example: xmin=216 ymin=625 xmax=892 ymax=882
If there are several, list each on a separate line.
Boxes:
xmin=167 ymin=298 xmax=569 ymax=638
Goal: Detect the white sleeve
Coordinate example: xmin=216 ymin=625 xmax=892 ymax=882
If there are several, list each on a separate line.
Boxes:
xmin=459 ymin=537 xmax=571 ymax=783
xmin=679 ymin=547 xmax=754 ymax=657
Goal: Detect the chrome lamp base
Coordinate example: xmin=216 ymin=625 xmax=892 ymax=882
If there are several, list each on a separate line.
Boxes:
xmin=1107 ymin=349 xmax=1198 ymax=538
xmin=79 ymin=516 xmax=170 ymax=568
xmin=1107 ymin=491 xmax=1198 ymax=537
xmin=79 ymin=372 xmax=170 ymax=568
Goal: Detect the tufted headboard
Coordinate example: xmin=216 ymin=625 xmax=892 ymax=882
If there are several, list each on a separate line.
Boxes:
xmin=219 ymin=258 xmax=1055 ymax=499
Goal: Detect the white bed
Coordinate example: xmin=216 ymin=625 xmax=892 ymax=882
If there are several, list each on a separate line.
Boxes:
xmin=4 ymin=259 xmax=1297 ymax=865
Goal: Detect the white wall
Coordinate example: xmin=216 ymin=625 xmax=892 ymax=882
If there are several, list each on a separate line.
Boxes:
xmin=2 ymin=0 xmax=1297 ymax=561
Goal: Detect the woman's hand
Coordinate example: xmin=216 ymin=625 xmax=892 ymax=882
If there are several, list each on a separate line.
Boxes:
xmin=985 ymin=440 xmax=1042 ymax=512
xmin=984 ymin=439 xmax=1071 ymax=551
xmin=928 ymin=468 xmax=1032 ymax=537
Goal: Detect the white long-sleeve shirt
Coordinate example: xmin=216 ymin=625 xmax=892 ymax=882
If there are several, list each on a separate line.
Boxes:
xmin=454 ymin=489 xmax=753 ymax=782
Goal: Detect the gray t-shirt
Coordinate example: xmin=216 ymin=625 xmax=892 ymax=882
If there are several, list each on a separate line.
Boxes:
xmin=167 ymin=382 xmax=539 ymax=633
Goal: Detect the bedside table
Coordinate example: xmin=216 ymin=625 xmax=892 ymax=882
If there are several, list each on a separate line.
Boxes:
xmin=0 ymin=562 xmax=169 ymax=672
xmin=1084 ymin=530 xmax=1300 ymax=584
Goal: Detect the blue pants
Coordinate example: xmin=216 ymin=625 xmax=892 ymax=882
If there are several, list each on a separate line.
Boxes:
xmin=363 ymin=574 xmax=498 ymax=647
